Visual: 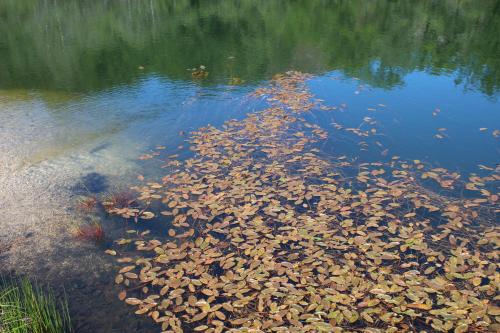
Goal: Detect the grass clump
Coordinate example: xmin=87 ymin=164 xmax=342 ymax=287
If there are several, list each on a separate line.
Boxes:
xmin=0 ymin=277 xmax=71 ymax=333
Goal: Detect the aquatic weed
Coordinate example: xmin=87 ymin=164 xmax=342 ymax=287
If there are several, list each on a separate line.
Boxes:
xmin=75 ymin=196 xmax=98 ymax=213
xmin=74 ymin=222 xmax=105 ymax=242
xmin=102 ymin=190 xmax=136 ymax=210
xmin=0 ymin=277 xmax=71 ymax=333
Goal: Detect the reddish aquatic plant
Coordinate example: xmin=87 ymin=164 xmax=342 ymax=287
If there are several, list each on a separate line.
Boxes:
xmin=74 ymin=223 xmax=105 ymax=242
xmin=75 ymin=196 xmax=98 ymax=212
xmin=102 ymin=191 xmax=135 ymax=210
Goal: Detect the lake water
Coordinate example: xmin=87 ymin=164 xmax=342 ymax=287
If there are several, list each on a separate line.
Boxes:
xmin=0 ymin=1 xmax=499 ymax=332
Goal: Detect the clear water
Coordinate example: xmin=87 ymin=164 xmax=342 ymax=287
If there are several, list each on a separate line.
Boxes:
xmin=0 ymin=1 xmax=499 ymax=332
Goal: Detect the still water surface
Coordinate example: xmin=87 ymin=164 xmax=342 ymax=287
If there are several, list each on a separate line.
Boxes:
xmin=0 ymin=1 xmax=499 ymax=332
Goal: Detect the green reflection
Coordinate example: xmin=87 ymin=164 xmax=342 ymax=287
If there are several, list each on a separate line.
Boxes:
xmin=0 ymin=0 xmax=499 ymax=95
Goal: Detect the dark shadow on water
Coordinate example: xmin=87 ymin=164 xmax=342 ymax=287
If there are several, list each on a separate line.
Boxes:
xmin=72 ymin=172 xmax=109 ymax=195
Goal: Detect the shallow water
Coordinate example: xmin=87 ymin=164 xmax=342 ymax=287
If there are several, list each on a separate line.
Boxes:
xmin=0 ymin=1 xmax=499 ymax=332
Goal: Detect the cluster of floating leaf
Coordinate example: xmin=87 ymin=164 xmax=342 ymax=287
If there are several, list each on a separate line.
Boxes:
xmin=106 ymin=72 xmax=499 ymax=332
xmin=190 ymin=65 xmax=209 ymax=79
